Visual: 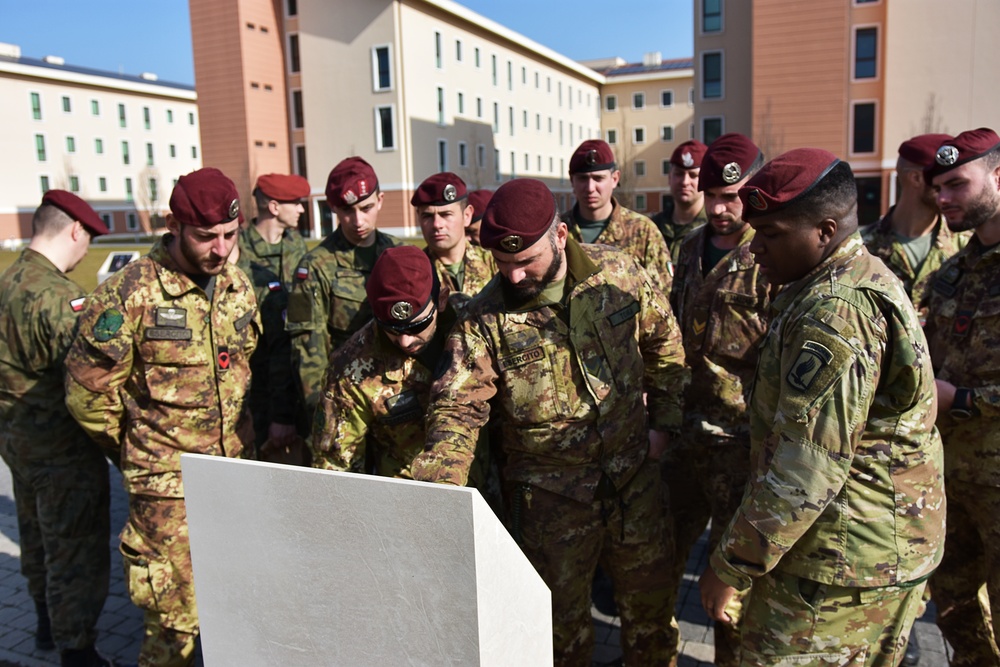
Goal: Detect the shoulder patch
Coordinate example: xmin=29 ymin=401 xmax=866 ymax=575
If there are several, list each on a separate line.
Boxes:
xmin=267 ymin=281 xmax=282 ymax=292
xmin=786 ymin=340 xmax=834 ymax=392
xmin=295 ymin=267 xmax=309 ymax=281
xmin=93 ymin=308 xmax=124 ymax=342
xmin=608 ymin=301 xmax=641 ymax=327
xmin=69 ymin=297 xmax=86 ymax=312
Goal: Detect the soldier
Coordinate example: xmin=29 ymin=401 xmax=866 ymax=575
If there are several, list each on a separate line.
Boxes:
xmin=862 ymin=133 xmax=968 ymax=310
xmin=923 ymin=127 xmax=1000 ymax=665
xmin=664 ymin=133 xmax=769 ymax=666
xmin=411 ymin=178 xmax=689 ymax=666
xmin=411 ymin=173 xmax=496 ymax=299
xmin=233 ymin=173 xmax=310 ymax=451
xmin=286 ymin=157 xmax=401 ymax=417
xmin=65 ymin=168 xmax=260 ymax=667
xmin=699 ymin=149 xmax=946 ymax=665
xmin=560 ymin=139 xmax=674 ymax=294
xmin=651 ymin=139 xmax=708 ymax=260
xmin=466 ymin=188 xmax=492 ymax=246
xmin=0 ymin=191 xmax=113 ymax=667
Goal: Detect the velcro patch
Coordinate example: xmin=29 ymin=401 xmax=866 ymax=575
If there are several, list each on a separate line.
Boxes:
xmin=155 ymin=307 xmax=187 ymax=328
xmin=786 ymin=340 xmax=834 ymax=392
xmin=93 ymin=309 xmax=124 ymax=342
xmin=498 ymin=346 xmax=544 ymax=372
xmin=295 ymin=267 xmax=309 ymax=281
xmin=69 ymin=297 xmax=86 ymax=312
xmin=953 ymin=310 xmax=973 ymax=336
xmin=608 ymin=301 xmax=641 ymax=327
xmin=234 ymin=311 xmax=254 ymax=331
xmin=145 ymin=327 xmax=193 ymax=341
xmin=267 ymin=281 xmax=282 ymax=292
xmin=217 ymin=346 xmax=230 ymax=370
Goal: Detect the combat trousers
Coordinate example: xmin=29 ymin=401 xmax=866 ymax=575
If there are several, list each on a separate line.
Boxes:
xmin=928 ymin=479 xmax=1000 ymax=666
xmin=2 ymin=444 xmax=110 ymax=650
xmin=120 ymin=495 xmax=199 ymax=667
xmin=740 ymin=569 xmax=926 ymax=666
xmin=518 ymin=460 xmax=672 ymax=667
xmin=662 ymin=437 xmax=749 ymax=667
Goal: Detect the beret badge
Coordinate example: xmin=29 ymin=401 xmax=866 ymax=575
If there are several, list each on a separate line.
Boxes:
xmin=228 ymin=199 xmax=240 ymax=219
xmin=500 ymin=235 xmax=524 ymax=253
xmin=936 ymin=145 xmax=959 ymax=167
xmin=390 ymin=301 xmax=413 ymax=321
xmin=443 ymin=184 xmax=458 ymax=202
xmin=747 ymin=189 xmax=767 ymax=211
xmin=343 ymin=190 xmax=358 ymax=205
xmin=681 ymin=151 xmax=695 ymax=168
xmin=722 ymin=162 xmax=742 ymax=184
xmin=586 ymin=149 xmax=598 ymax=166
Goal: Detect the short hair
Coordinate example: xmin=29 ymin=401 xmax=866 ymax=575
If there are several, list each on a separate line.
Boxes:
xmin=982 ymin=145 xmax=1000 ymax=172
xmin=253 ymin=187 xmax=272 ymax=214
xmin=781 ymin=161 xmax=859 ymax=228
xmin=31 ymin=203 xmax=73 ymax=238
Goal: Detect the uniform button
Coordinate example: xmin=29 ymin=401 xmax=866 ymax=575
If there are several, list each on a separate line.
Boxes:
xmin=204 ymin=315 xmax=211 ymax=323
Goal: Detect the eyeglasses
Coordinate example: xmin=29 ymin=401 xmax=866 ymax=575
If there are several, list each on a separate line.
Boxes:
xmin=380 ymin=303 xmax=436 ymax=336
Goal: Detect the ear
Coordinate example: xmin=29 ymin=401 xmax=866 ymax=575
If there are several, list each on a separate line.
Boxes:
xmin=165 ymin=213 xmax=181 ymax=236
xmin=611 ymin=169 xmax=621 ymax=188
xmin=267 ymin=199 xmax=282 ymax=217
xmin=817 ymin=217 xmax=838 ymax=247
xmin=462 ymin=202 xmax=473 ymax=229
xmin=554 ymin=220 xmax=570 ymax=249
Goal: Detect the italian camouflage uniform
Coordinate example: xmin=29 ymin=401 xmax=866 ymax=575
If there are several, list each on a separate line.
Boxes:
xmin=235 ymin=223 xmax=308 ymax=444
xmin=650 ymin=199 xmax=707 ymax=262
xmin=861 ymin=207 xmax=969 ymax=309
xmin=561 ymin=197 xmax=674 ymax=294
xmin=426 ymin=241 xmax=497 ymax=301
xmin=665 ymin=225 xmax=769 ymax=666
xmin=65 ymin=236 xmax=260 ymax=667
xmin=0 ymin=249 xmax=110 ymax=651
xmin=924 ymin=236 xmax=1000 ymax=665
xmin=412 ymin=239 xmax=689 ymax=667
xmin=710 ymin=235 xmax=946 ymax=665
xmin=286 ymin=228 xmax=401 ymax=415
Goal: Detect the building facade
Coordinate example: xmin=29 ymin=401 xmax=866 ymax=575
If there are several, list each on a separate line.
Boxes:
xmin=0 ymin=43 xmax=201 ymax=241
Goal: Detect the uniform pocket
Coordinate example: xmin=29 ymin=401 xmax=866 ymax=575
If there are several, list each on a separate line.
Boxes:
xmin=138 ymin=339 xmax=212 ymax=408
xmin=120 ymin=534 xmax=171 ymax=614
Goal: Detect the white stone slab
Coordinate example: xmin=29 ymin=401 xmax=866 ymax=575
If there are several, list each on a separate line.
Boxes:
xmin=181 ymin=454 xmax=552 ymax=666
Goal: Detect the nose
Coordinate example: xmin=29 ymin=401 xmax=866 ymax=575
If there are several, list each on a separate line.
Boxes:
xmin=748 ymin=234 xmax=763 ymax=255
xmin=398 ymin=333 xmax=417 ymax=349
xmin=508 ymin=267 xmax=526 ymax=284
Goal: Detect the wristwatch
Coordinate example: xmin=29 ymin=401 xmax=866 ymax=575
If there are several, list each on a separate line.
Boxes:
xmin=949 ymin=387 xmax=977 ymax=420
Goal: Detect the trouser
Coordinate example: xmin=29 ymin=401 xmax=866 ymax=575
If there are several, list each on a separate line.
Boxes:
xmin=740 ymin=569 xmax=926 ymax=666
xmin=120 ymin=495 xmax=199 ymax=667
xmin=517 ymin=460 xmax=673 ymax=667
xmin=928 ymin=479 xmax=1000 ymax=666
xmin=2 ymin=445 xmax=110 ymax=650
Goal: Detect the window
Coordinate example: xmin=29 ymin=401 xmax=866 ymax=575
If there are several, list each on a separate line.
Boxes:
xmin=635 ymin=194 xmax=647 ymax=210
xmin=118 ymin=104 xmax=127 ymax=128
xmin=494 ymin=149 xmax=501 ymax=182
xmin=99 ymin=176 xmax=107 ymax=192
xmin=703 ymin=0 xmax=722 ymax=32
xmin=191 ymin=146 xmax=198 ymax=159
xmin=558 ymin=82 xmax=563 ymax=106
xmin=456 ymin=40 xmax=462 ymax=62
xmin=535 ymin=72 xmax=539 ymax=88
xmin=510 ymin=151 xmax=516 ymax=178
xmin=66 ymin=136 xmax=76 ymax=153
xmin=854 ymin=27 xmax=878 ymax=79
xmin=40 ymin=176 xmax=50 ymax=193
xmin=126 ymin=212 xmax=138 ymax=231
xmin=35 ymin=135 xmax=46 ymax=161
xmin=143 ymin=106 xmax=151 ymax=129
xmin=149 ymin=178 xmax=158 ymax=202
xmin=507 ymin=61 xmax=513 ymax=90
xmin=660 ymin=90 xmax=674 ymax=107
xmin=524 ymin=153 xmax=529 ymax=171
xmin=633 ymin=92 xmax=645 ymax=109
xmin=91 ymin=99 xmax=100 ymax=115
xmin=122 ymin=141 xmax=130 ymax=165
xmin=100 ymin=213 xmax=113 ymax=231
xmin=146 ymin=143 xmax=154 ymax=166
xmin=662 ymin=159 xmax=671 ymax=175
xmin=459 ymin=142 xmax=468 ymax=167
xmin=69 ymin=176 xmax=79 ymax=192
xmin=125 ymin=178 xmax=133 ymax=201
xmin=559 ymin=120 xmax=564 ymax=145
xmin=635 ymin=161 xmax=646 ymax=177
xmin=169 ymin=144 xmax=176 ymax=158
xmin=523 ymin=109 xmax=528 ymax=128
xmin=493 ymin=103 xmax=499 ymax=133
xmin=605 ymin=94 xmax=617 ymax=112
xmin=375 ymin=105 xmax=396 ymax=151
xmin=689 ymin=88 xmax=695 ymax=105
xmin=568 ymin=85 xmax=573 ymax=110
xmin=607 ymin=129 xmax=617 ymax=145
xmin=31 ymin=92 xmax=42 ymax=120
xmin=477 ymin=144 xmax=485 ymax=169
xmin=633 ymin=127 xmax=646 ymax=144
xmin=476 ymin=97 xmax=483 ymax=118
xmin=188 ymin=112 xmax=195 ymax=125
xmin=491 ymin=55 xmax=497 ymax=85
xmin=62 ymin=96 xmax=71 ymax=113
xmin=372 ymin=45 xmax=391 ymax=90
xmin=289 ymin=34 xmax=301 ymax=73
xmin=702 ymin=116 xmax=724 ymax=144
xmin=438 ymin=140 xmax=448 ymax=172
xmin=702 ymin=51 xmax=723 ymax=99
xmin=508 ymin=106 xmax=514 ymax=136
xmin=522 ymin=66 xmax=527 ymax=84
xmin=292 ymin=90 xmax=304 ymax=128
xmin=435 ymin=32 xmax=442 ymax=69
xmin=295 ymin=145 xmax=307 ymax=178
xmin=536 ymin=113 xmax=541 ymax=130
xmin=457 ymin=92 xmax=464 ymax=115
xmin=475 ymin=47 xmax=480 ymax=67
xmin=661 ymin=125 xmax=674 ymax=142
xmin=287 ymin=0 xmax=297 ymax=15
xmin=852 ymin=102 xmax=876 ymax=153
xmin=437 ymin=87 xmax=445 ymax=125
xmin=95 ymin=138 xmax=104 ymax=154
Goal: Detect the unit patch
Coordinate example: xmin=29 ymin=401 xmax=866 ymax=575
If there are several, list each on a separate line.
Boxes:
xmin=608 ymin=301 xmax=640 ymax=327
xmin=93 ymin=309 xmax=124 ymax=342
xmin=786 ymin=340 xmax=834 ymax=392
xmin=155 ymin=307 xmax=187 ymax=328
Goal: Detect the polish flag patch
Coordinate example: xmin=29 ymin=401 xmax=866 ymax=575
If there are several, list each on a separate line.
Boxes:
xmin=268 ymin=281 xmax=282 ymax=292
xmin=295 ymin=267 xmax=309 ymax=281
xmin=70 ymin=297 xmax=86 ymax=312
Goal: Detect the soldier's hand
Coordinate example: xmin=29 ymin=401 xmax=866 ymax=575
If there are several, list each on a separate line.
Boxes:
xmin=267 ymin=422 xmax=299 ymax=447
xmin=647 ymin=429 xmax=669 ymax=460
xmin=699 ymin=566 xmax=735 ymax=625
xmin=934 ymin=379 xmax=956 ymax=412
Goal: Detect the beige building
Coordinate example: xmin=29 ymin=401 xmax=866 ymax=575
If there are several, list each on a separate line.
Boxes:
xmin=693 ymin=0 xmax=1000 ymax=223
xmin=586 ymin=54 xmax=695 ymax=217
xmin=0 ymin=43 xmax=202 ymax=241
xmin=191 ymin=0 xmax=606 ymax=237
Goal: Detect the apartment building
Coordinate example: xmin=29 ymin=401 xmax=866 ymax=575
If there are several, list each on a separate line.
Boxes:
xmin=0 ymin=43 xmax=201 ymax=241
xmin=692 ymin=0 xmax=1000 ymax=223
xmin=587 ymin=55 xmax=695 ymax=217
xmin=190 ymin=0 xmax=605 ymax=236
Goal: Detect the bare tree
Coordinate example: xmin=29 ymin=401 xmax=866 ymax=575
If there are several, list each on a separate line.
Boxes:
xmin=920 ymin=93 xmax=948 ymax=135
xmin=755 ymin=98 xmax=784 ymax=161
xmin=136 ymin=166 xmax=164 ymax=232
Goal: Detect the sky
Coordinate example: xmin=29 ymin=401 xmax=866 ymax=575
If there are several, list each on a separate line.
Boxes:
xmin=0 ymin=0 xmax=693 ymax=86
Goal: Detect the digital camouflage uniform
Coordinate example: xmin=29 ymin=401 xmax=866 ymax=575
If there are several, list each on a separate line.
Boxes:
xmin=412 ymin=239 xmax=689 ymax=667
xmin=924 ymin=236 xmax=1000 ymax=666
xmin=426 ymin=240 xmax=497 ymax=300
xmin=0 ymin=249 xmax=110 ymax=651
xmin=285 ymin=228 xmax=401 ymax=415
xmin=665 ymin=225 xmax=769 ymax=666
xmin=860 ymin=208 xmax=969 ymax=309
xmin=710 ymin=235 xmax=946 ymax=666
xmin=561 ymin=197 xmax=674 ymax=295
xmin=650 ymin=199 xmax=707 ymax=262
xmin=235 ymin=223 xmax=308 ymax=444
xmin=65 ymin=236 xmax=260 ymax=667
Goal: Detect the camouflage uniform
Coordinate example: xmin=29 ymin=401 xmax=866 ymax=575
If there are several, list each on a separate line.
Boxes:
xmin=650 ymin=199 xmax=707 ymax=262
xmin=412 ymin=239 xmax=689 ymax=666
xmin=561 ymin=197 xmax=674 ymax=294
xmin=924 ymin=236 xmax=1000 ymax=665
xmin=665 ymin=225 xmax=770 ymax=666
xmin=0 ymin=249 xmax=110 ymax=651
xmin=860 ymin=207 xmax=969 ymax=308
xmin=235 ymin=223 xmax=308 ymax=444
xmin=426 ymin=241 xmax=497 ymax=300
xmin=286 ymin=228 xmax=401 ymax=414
xmin=710 ymin=235 xmax=946 ymax=665
xmin=65 ymin=236 xmax=260 ymax=667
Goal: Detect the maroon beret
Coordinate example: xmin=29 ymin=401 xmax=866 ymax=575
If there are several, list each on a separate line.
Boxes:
xmin=255 ymin=174 xmax=310 ymax=201
xmin=326 ymin=157 xmax=378 ymax=208
xmin=367 ymin=246 xmax=435 ymax=330
xmin=924 ymin=128 xmax=1000 ymax=182
xmin=897 ymin=134 xmax=953 ymax=168
xmin=738 ymin=148 xmax=841 ymax=220
xmin=411 ymin=172 xmax=468 ymax=207
xmin=569 ymin=139 xmax=616 ymax=174
xmin=699 ymin=133 xmax=763 ymax=191
xmin=169 ymin=168 xmax=241 ymax=228
xmin=670 ymin=140 xmax=709 ymax=169
xmin=480 ymin=179 xmax=556 ymax=253
xmin=41 ymin=190 xmax=109 ymax=236
xmin=467 ymin=189 xmax=493 ymax=222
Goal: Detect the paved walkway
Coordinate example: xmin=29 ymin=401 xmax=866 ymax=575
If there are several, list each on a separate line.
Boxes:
xmin=0 ymin=460 xmax=950 ymax=666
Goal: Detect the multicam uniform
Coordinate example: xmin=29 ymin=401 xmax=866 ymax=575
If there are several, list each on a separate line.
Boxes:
xmin=924 ymin=236 xmax=1000 ymax=665
xmin=665 ymin=225 xmax=769 ymax=666
xmin=861 ymin=208 xmax=969 ymax=307
xmin=710 ymin=235 xmax=946 ymax=664
xmin=561 ymin=197 xmax=674 ymax=294
xmin=0 ymin=249 xmax=110 ymax=651
xmin=651 ymin=200 xmax=707 ymax=262
xmin=412 ymin=239 xmax=688 ymax=666
xmin=236 ymin=224 xmax=307 ymax=443
xmin=286 ymin=228 xmax=401 ymax=414
xmin=426 ymin=241 xmax=496 ymax=299
xmin=65 ymin=237 xmax=260 ymax=666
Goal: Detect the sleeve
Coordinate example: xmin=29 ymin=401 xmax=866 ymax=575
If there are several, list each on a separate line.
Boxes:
xmin=710 ymin=305 xmax=879 ymax=590
xmin=636 ymin=262 xmax=689 ymax=431
xmin=286 ymin=257 xmax=331 ymax=415
xmin=311 ymin=356 xmax=372 ymax=472
xmin=265 ymin=307 xmax=298 ymax=425
xmin=643 ymin=227 xmax=675 ymax=296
